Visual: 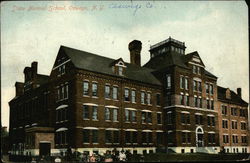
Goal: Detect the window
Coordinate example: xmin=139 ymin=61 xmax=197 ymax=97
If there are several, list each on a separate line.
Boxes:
xmin=125 ymin=131 xmax=137 ymax=144
xmin=241 ymin=136 xmax=247 ymax=143
xmin=118 ymin=66 xmax=123 ymax=76
xmin=92 ymin=130 xmax=98 ymax=143
xmin=166 ymin=94 xmax=171 ymax=106
xmin=113 ymin=109 xmax=118 ymax=122
xmin=206 ymin=100 xmax=210 ymax=109
xmin=142 ymin=112 xmax=146 ymax=123
xmin=208 ymin=133 xmax=215 ymax=144
xmin=156 ymin=94 xmax=161 ymax=106
xmin=105 ymin=108 xmax=111 ymax=121
xmin=83 ymin=81 xmax=89 ymax=96
xmin=147 ymin=93 xmax=151 ymax=105
xmin=231 ymin=108 xmax=237 ymax=116
xmin=141 ymin=92 xmax=145 ymax=104
xmin=166 ymin=74 xmax=171 ymax=89
xmin=57 ymin=84 xmax=68 ymax=101
xmin=141 ymin=111 xmax=152 ymax=124
xmin=193 ymin=65 xmax=196 ymax=74
xmin=105 ymin=130 xmax=119 ymax=144
xmin=197 ymin=67 xmax=201 ymax=74
xmin=182 ymin=132 xmax=191 ymax=143
xmin=92 ymin=83 xmax=98 ymax=97
xmin=124 ymin=88 xmax=130 ymax=101
xmin=222 ymin=106 xmax=227 ymax=115
xmin=131 ymin=90 xmax=136 ymax=103
xmin=185 ymin=95 xmax=189 ymax=106
xmin=83 ymin=105 xmax=89 ymax=119
xmin=157 ymin=113 xmax=162 ymax=124
xmin=194 ymin=97 xmax=198 ymax=107
xmin=125 ymin=109 xmax=130 ymax=122
xmin=56 ymin=107 xmax=68 ymax=122
xmin=142 ymin=132 xmax=153 ymax=144
xmin=206 ymin=83 xmax=209 ymax=94
xmin=222 ymin=120 xmax=228 ymax=129
xmin=211 ymin=101 xmax=214 ymax=110
xmin=210 ymin=84 xmax=213 ymax=94
xmin=157 ymin=132 xmax=163 ymax=145
xmin=83 ymin=129 xmax=99 ymax=144
xmin=241 ymin=122 xmax=246 ymax=130
xmin=92 ymin=106 xmax=98 ymax=120
xmin=180 ymin=95 xmax=184 ymax=105
xmin=56 ymin=131 xmax=67 ymax=145
xmin=198 ymin=82 xmax=202 ymax=92
xmin=105 ymin=85 xmax=111 ymax=99
xmin=198 ymin=98 xmax=202 ymax=108
xmin=195 ymin=115 xmax=203 ymax=125
xmin=114 ymin=131 xmax=119 ymax=143
xmin=58 ymin=64 xmax=66 ymax=76
xmin=131 ymin=111 xmax=136 ymax=122
xmin=185 ymin=78 xmax=189 ymax=90
xmin=223 ymin=135 xmax=229 ymax=144
xmin=193 ymin=80 xmax=197 ymax=91
xmin=181 ymin=113 xmax=190 ymax=124
xmin=83 ymin=129 xmax=90 ymax=143
xmin=105 ymin=130 xmax=112 ymax=143
xmin=240 ymin=109 xmax=246 ymax=117
xmin=112 ymin=87 xmax=118 ymax=100
xmin=231 ymin=121 xmax=238 ymax=129
xmin=232 ymin=135 xmax=238 ymax=144
xmin=147 ymin=112 xmax=152 ymax=123
xmin=180 ymin=76 xmax=185 ymax=89
xmin=207 ymin=116 xmax=215 ymax=126
xmin=167 ymin=112 xmax=172 ymax=124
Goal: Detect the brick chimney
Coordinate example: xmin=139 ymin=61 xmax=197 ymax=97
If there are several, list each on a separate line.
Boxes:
xmin=15 ymin=82 xmax=24 ymax=96
xmin=31 ymin=61 xmax=38 ymax=79
xmin=129 ymin=40 xmax=142 ymax=66
xmin=237 ymin=88 xmax=242 ymax=98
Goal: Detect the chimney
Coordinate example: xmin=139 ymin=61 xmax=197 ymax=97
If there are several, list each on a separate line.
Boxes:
xmin=31 ymin=61 xmax=38 ymax=79
xmin=15 ymin=82 xmax=24 ymax=96
xmin=128 ymin=40 xmax=142 ymax=66
xmin=237 ymin=88 xmax=242 ymax=98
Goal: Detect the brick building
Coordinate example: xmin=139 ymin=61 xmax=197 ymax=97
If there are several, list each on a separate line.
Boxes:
xmin=8 ymin=37 xmax=249 ymax=156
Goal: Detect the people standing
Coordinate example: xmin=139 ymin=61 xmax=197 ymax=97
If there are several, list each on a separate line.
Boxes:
xmin=119 ymin=150 xmax=126 ymax=162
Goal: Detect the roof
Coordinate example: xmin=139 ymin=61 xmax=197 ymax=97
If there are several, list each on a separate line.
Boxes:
xmin=60 ymin=46 xmax=161 ymax=86
xmin=143 ymin=51 xmax=189 ymax=70
xmin=37 ymin=74 xmax=49 ymax=85
xmin=144 ymin=51 xmax=217 ymax=78
xmin=217 ymin=86 xmax=248 ymax=106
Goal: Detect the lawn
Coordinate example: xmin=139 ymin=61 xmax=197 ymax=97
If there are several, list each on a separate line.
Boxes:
xmin=138 ymin=153 xmax=250 ymax=162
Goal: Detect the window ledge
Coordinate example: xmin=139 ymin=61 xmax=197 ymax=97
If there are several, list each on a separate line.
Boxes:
xmin=83 ymin=95 xmax=90 ymax=97
xmin=92 ymin=96 xmax=98 ymax=98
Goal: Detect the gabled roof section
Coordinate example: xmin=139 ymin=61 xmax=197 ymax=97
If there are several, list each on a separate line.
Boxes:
xmin=59 ymin=46 xmax=161 ymax=85
xmin=109 ymin=58 xmax=126 ymax=67
xmin=183 ymin=51 xmax=205 ymax=67
xmin=217 ymin=86 xmax=248 ymax=106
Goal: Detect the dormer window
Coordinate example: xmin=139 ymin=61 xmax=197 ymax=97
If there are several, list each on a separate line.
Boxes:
xmin=118 ymin=66 xmax=123 ymax=76
xmin=112 ymin=58 xmax=126 ymax=76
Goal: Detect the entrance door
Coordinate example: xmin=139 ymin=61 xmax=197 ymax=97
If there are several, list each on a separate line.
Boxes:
xmin=197 ymin=133 xmax=203 ymax=147
xmin=39 ymin=142 xmax=51 ymax=156
xmin=196 ymin=127 xmax=204 ymax=147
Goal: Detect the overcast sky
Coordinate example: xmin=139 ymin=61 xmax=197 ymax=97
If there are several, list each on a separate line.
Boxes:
xmin=1 ymin=1 xmax=249 ymax=129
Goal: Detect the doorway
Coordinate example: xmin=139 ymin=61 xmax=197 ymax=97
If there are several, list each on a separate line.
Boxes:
xmin=39 ymin=142 xmax=51 ymax=156
xmin=196 ymin=127 xmax=204 ymax=147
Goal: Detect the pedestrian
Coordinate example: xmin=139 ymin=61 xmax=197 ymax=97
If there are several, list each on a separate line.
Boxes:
xmin=82 ymin=151 xmax=88 ymax=163
xmin=89 ymin=154 xmax=96 ymax=162
xmin=119 ymin=150 xmax=126 ymax=162
xmin=104 ymin=150 xmax=113 ymax=162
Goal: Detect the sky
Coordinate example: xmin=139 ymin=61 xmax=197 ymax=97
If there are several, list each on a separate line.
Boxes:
xmin=1 ymin=1 xmax=249 ymax=129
